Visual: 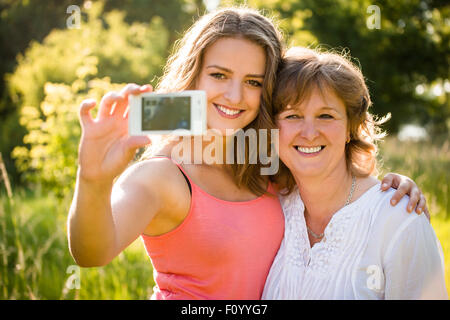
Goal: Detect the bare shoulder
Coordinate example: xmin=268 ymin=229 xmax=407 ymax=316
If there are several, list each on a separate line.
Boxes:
xmin=112 ymin=157 xmax=190 ymax=211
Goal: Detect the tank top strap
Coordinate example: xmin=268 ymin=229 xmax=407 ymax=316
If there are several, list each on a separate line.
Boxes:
xmin=149 ymin=155 xmax=194 ymax=186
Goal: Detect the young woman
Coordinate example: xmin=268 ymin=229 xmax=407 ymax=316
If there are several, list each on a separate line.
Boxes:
xmin=68 ymin=8 xmax=428 ymax=300
xmin=262 ymin=47 xmax=447 ymax=299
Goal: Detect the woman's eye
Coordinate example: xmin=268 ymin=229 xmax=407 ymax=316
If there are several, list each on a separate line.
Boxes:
xmin=210 ymin=73 xmax=226 ymax=80
xmin=285 ymin=114 xmax=301 ymax=120
xmin=319 ymin=114 xmax=334 ymax=119
xmin=246 ymin=79 xmax=262 ymax=87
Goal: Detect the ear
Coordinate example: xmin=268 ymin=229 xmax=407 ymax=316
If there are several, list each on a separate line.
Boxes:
xmin=346 ymin=131 xmax=351 ymax=143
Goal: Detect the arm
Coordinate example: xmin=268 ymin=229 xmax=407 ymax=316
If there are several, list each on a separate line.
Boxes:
xmin=383 ymin=214 xmax=448 ymax=299
xmin=380 ymin=173 xmax=429 ymax=219
xmin=68 ymin=159 xmax=175 ymax=267
xmin=67 ymin=84 xmax=157 ymax=267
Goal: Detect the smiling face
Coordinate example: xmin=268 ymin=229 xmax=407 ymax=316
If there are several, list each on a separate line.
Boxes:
xmin=195 ymin=37 xmax=266 ymax=134
xmin=276 ymin=86 xmax=349 ymax=180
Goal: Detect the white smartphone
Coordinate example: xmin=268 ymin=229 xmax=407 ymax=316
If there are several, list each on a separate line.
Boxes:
xmin=128 ymin=90 xmax=207 ymax=136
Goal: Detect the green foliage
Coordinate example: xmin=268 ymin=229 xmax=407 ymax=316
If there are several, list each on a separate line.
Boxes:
xmin=9 ymin=1 xmax=169 ymax=195
xmin=245 ymin=0 xmax=450 ymax=134
xmin=12 ymin=79 xmax=122 ymax=196
xmin=0 ymin=0 xmax=86 ymax=184
xmin=8 ymin=2 xmax=169 ymax=108
xmin=378 ymin=136 xmax=450 ymax=219
xmin=0 ymin=0 xmax=201 ymax=187
xmin=0 ymin=189 xmax=153 ymax=299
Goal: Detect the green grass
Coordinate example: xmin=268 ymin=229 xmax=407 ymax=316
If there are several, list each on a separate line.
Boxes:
xmin=431 ymin=216 xmax=450 ymax=295
xmin=0 ymin=136 xmax=449 ymax=299
xmin=378 ymin=136 xmax=449 ymax=219
xmin=0 ymin=188 xmax=154 ymax=300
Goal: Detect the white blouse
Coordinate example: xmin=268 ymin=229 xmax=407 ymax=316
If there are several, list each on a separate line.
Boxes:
xmin=262 ymin=183 xmax=448 ymax=300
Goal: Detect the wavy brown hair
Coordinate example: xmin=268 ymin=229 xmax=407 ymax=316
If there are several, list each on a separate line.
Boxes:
xmin=140 ymin=7 xmax=285 ymax=195
xmin=271 ymin=47 xmax=388 ymax=194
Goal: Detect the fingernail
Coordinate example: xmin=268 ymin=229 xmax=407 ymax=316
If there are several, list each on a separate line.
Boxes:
xmin=391 ymin=199 xmax=397 ymax=205
xmin=382 ymin=183 xmax=388 ymax=188
xmin=417 ymin=208 xmax=422 ymax=214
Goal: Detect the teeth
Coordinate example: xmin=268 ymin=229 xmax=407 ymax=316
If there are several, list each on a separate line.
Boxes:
xmin=216 ymin=104 xmax=241 ymax=116
xmin=296 ymin=146 xmax=322 ymax=153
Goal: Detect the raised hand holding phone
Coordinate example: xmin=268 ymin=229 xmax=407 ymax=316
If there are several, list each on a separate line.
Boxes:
xmin=77 ymin=83 xmax=153 ymax=184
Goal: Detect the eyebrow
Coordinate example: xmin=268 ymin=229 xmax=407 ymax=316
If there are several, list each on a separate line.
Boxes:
xmin=281 ymin=105 xmax=339 ymax=113
xmin=206 ymin=65 xmax=264 ymax=78
xmin=320 ymin=106 xmax=339 ymax=112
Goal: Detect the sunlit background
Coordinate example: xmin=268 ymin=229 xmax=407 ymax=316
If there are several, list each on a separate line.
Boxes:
xmin=0 ymin=0 xmax=448 ymax=299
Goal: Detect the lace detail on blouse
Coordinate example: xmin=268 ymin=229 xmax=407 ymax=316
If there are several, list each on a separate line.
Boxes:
xmin=281 ymin=189 xmax=308 ymax=268
xmin=307 ymin=203 xmax=359 ymax=277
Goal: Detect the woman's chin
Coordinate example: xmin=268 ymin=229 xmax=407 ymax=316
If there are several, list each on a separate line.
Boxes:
xmin=285 ymin=164 xmax=326 ymax=179
xmin=206 ymin=126 xmax=242 ymax=137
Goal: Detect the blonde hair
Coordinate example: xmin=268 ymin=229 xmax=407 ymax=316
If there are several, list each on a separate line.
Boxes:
xmin=272 ymin=47 xmax=388 ymax=193
xmin=140 ymin=7 xmax=285 ymax=195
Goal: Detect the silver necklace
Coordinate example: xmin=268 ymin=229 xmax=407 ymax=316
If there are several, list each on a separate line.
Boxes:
xmin=306 ymin=175 xmax=356 ymax=240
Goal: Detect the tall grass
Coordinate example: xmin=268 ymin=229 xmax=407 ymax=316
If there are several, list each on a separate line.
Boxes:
xmin=378 ymin=136 xmax=449 ymax=219
xmin=0 ymin=188 xmax=154 ymax=300
xmin=0 ymin=136 xmax=449 ymax=299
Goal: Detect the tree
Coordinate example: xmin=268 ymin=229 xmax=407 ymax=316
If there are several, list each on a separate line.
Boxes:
xmin=9 ymin=1 xmax=169 ymax=195
xmin=246 ymin=0 xmax=450 ymax=134
xmin=0 ymin=0 xmax=205 ymax=187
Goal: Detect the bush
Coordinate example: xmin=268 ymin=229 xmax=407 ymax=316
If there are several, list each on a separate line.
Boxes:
xmin=9 ymin=1 xmax=169 ymax=195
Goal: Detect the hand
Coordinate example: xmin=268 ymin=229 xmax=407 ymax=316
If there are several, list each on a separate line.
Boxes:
xmin=380 ymin=173 xmax=430 ymax=220
xmin=77 ymin=83 xmax=153 ymax=184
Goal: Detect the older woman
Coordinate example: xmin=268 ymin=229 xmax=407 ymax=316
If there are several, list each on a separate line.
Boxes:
xmin=262 ymin=47 xmax=447 ymax=299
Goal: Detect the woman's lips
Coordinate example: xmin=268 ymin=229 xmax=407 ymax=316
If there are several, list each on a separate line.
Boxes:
xmin=214 ymin=103 xmax=244 ymax=119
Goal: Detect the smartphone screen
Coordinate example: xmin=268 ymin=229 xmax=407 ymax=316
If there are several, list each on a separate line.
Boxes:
xmin=141 ymin=96 xmax=191 ymax=131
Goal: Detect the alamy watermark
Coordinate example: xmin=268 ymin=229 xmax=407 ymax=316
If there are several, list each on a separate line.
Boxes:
xmin=169 ymin=128 xmax=280 ymax=175
xmin=66 ymin=5 xmax=81 ymax=29
xmin=65 ymin=264 xmax=81 ymax=290
xmin=366 ymin=264 xmax=383 ymax=291
xmin=367 ymin=5 xmax=381 ymax=29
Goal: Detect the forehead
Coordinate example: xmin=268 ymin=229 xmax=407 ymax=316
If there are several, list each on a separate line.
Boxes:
xmin=202 ymin=37 xmax=266 ymax=74
xmin=283 ymin=85 xmax=346 ymax=113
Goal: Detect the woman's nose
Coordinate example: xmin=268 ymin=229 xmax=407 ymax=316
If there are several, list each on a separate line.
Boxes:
xmin=300 ymin=120 xmax=319 ymax=141
xmin=223 ymin=80 xmax=242 ymax=105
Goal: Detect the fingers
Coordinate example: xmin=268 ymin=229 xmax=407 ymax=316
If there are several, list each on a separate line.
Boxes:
xmin=124 ymin=136 xmax=152 ymax=159
xmin=122 ymin=84 xmax=153 ymax=119
xmin=113 ymin=83 xmax=140 ymax=118
xmin=380 ymin=173 xmax=395 ymax=190
xmin=98 ymin=92 xmax=125 ymax=120
xmin=116 ymin=84 xmax=153 ymax=118
xmin=415 ymin=194 xmax=427 ymax=215
xmin=389 ymin=181 xmax=409 ymax=206
xmin=423 ymin=205 xmax=431 ymax=221
xmin=405 ymin=187 xmax=421 ymax=213
xmin=387 ymin=176 xmax=429 ymax=217
xmin=126 ymin=136 xmax=152 ymax=151
xmin=84 ymin=84 xmax=153 ymax=122
xmin=79 ymin=99 xmax=97 ymax=127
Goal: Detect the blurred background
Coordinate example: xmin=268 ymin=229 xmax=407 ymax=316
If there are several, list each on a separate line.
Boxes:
xmin=0 ymin=0 xmax=448 ymax=299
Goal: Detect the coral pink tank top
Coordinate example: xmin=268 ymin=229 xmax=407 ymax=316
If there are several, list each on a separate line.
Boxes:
xmin=141 ymin=158 xmax=284 ymax=300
